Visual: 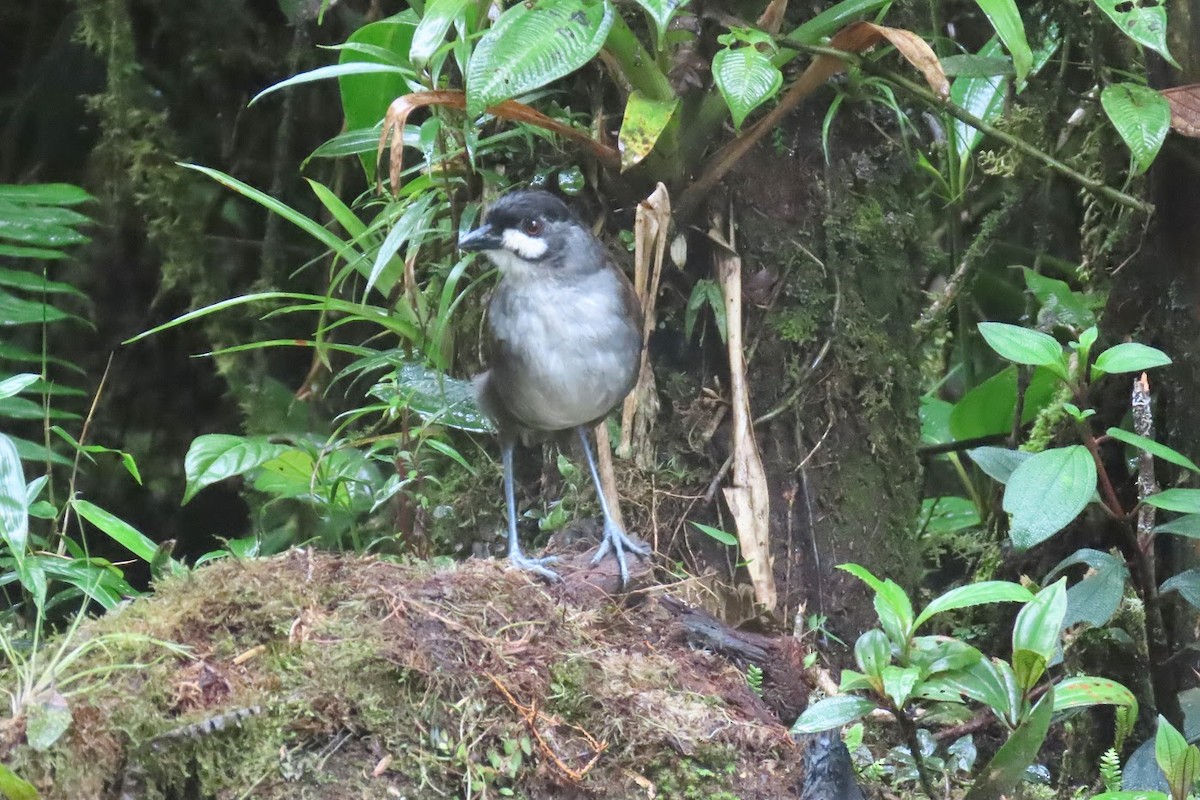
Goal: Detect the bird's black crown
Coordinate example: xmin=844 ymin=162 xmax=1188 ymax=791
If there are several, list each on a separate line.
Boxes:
xmin=483 ymin=190 xmax=576 ymax=230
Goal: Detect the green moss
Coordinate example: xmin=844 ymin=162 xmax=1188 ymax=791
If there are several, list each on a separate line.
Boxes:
xmin=2 ymin=554 xmax=803 ymax=799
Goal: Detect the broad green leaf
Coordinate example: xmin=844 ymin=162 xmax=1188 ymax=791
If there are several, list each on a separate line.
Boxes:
xmin=854 ymin=628 xmax=891 ymax=680
xmin=881 ymin=665 xmax=921 ymax=707
xmin=1004 ymin=446 xmax=1096 ymax=549
xmin=968 ymin=446 xmax=1032 ymax=485
xmin=908 ymin=637 xmax=983 ymax=675
xmin=950 ymin=38 xmax=1009 ymax=159
xmin=0 ymin=433 xmax=28 ymax=564
xmin=631 ymin=0 xmax=690 ymax=48
xmin=964 ymin=687 xmax=1055 ymax=800
xmin=978 ymin=322 xmax=1067 ymax=378
xmin=712 ymin=46 xmax=783 ymax=128
xmin=974 ymin=0 xmax=1031 ymax=83
xmin=1155 ymin=514 xmax=1200 ymax=538
xmin=361 ymin=357 xmax=493 ymax=431
xmin=791 ymin=695 xmax=878 ymax=734
xmin=0 ymin=763 xmax=40 ymax=800
xmin=72 ymin=499 xmax=168 ymax=565
xmin=1093 ymin=342 xmax=1172 ymax=376
xmin=941 ymin=657 xmax=1017 ymax=721
xmin=251 ymin=62 xmax=414 ymax=106
xmin=691 ymin=521 xmax=738 ymax=547
xmin=182 ymin=434 xmax=289 ymax=504
xmin=1145 ymin=489 xmax=1200 ymax=514
xmin=411 ymin=0 xmax=469 ymax=66
xmin=1064 ymin=561 xmax=1127 ymax=628
xmin=920 ymin=396 xmax=953 ymax=444
xmin=617 ymin=91 xmax=680 ymax=171
xmin=0 ymin=373 xmax=38 ymax=400
xmin=1092 ymin=0 xmax=1180 ymax=69
xmin=785 ymin=0 xmax=891 ymax=46
xmin=939 ymin=54 xmax=1014 ymax=78
xmin=0 ymin=183 xmax=93 ymax=206
xmin=1160 ymin=569 xmax=1200 ymax=610
xmin=1023 ymin=267 xmax=1096 ymax=328
xmin=1102 ymin=83 xmax=1171 ymax=175
xmin=0 ymin=290 xmax=71 ymax=325
xmin=1054 ymin=676 xmax=1137 ymax=744
xmin=1155 ymin=715 xmax=1199 ymax=800
xmin=25 ymin=690 xmax=71 ymax=751
xmin=339 ymin=19 xmax=418 ymax=182
xmin=466 ymin=1 xmax=615 ymax=118
xmin=839 ymin=563 xmax=914 ymax=644
xmin=913 ymin=581 xmax=1032 ymax=630
xmin=1012 ymin=578 xmax=1066 ymax=687
xmin=950 ymin=365 xmax=1058 ymax=440
xmin=917 ymin=496 xmax=981 ymax=536
xmin=308 ymin=126 xmax=402 ymax=162
xmin=1107 ymin=427 xmax=1200 ymax=473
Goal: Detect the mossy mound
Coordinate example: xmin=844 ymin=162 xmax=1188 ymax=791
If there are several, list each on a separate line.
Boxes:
xmin=2 ymin=552 xmax=808 ymax=799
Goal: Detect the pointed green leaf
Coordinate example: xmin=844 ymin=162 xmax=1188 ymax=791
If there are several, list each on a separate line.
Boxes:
xmin=183 ymin=434 xmax=289 ymax=505
xmin=791 ymin=695 xmax=878 ymax=734
xmin=0 ymin=763 xmax=40 ymax=800
xmin=854 ymin=628 xmax=891 ymax=679
xmin=0 ymin=433 xmax=28 ymax=564
xmin=339 ymin=19 xmax=417 ymax=181
xmin=712 ymin=46 xmax=783 ymax=128
xmin=1012 ymin=578 xmax=1067 ymax=687
xmin=466 ymin=1 xmax=615 ymax=118
xmin=1003 ymin=446 xmax=1096 ymax=549
xmin=973 ymin=0 xmax=1031 ymax=83
xmin=411 ymin=0 xmax=469 ymax=66
xmin=1092 ymin=0 xmax=1180 ymax=69
xmin=1145 ymin=489 xmax=1200 ymax=514
xmin=914 ymin=582 xmax=1033 ymax=630
xmin=630 ymin=0 xmax=690 ymax=48
xmin=1154 ymin=514 xmax=1200 ymax=538
xmin=1107 ymin=427 xmax=1199 ymax=473
xmin=617 ymin=91 xmax=679 ymax=171
xmin=978 ymin=322 xmax=1068 ymax=378
xmin=1101 ymin=83 xmax=1171 ymax=175
xmin=968 ymin=446 xmax=1032 ymax=485
xmin=1093 ymin=342 xmax=1172 ymax=376
xmin=964 ymin=687 xmax=1055 ymax=800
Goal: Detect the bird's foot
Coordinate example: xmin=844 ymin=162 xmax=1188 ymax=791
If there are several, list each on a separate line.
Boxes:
xmin=508 ymin=551 xmax=561 ymax=582
xmin=591 ymin=521 xmax=651 ymax=586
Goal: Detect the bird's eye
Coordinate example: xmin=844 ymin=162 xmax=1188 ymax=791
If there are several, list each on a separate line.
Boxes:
xmin=521 ymin=219 xmax=543 ymax=236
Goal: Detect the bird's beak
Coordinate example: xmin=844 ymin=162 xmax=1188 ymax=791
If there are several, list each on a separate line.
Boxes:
xmin=458 ymin=223 xmax=502 ymax=252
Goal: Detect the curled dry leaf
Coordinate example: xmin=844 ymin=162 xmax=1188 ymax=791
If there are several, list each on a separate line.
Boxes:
xmin=619 ymin=183 xmax=670 ymax=465
xmin=1161 ymin=83 xmax=1200 ymax=138
xmin=825 ymin=22 xmax=949 ymax=99
xmin=376 ymin=90 xmax=620 ymax=193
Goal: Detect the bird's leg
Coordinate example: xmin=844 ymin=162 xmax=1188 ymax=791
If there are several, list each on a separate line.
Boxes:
xmin=502 ymin=436 xmax=559 ymax=581
xmin=576 ymin=426 xmax=650 ymax=585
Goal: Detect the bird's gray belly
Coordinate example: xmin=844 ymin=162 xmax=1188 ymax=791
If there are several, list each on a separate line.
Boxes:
xmin=489 ymin=285 xmax=640 ymax=431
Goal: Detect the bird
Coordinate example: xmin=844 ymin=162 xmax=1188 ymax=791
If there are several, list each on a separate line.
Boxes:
xmin=458 ymin=189 xmax=650 ymax=584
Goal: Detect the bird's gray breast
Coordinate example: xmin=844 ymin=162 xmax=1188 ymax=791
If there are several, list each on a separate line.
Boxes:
xmin=487 ymin=269 xmax=641 ymax=432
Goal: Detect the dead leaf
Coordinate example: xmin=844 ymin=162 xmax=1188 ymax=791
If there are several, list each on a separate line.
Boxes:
xmin=377 ymin=91 xmax=620 ymax=193
xmin=826 ymin=22 xmax=949 ymax=99
xmin=618 ymin=92 xmax=680 ymax=172
xmin=756 ymin=0 xmax=788 ymax=36
xmin=619 ymin=184 xmax=670 ymax=466
xmin=1161 ymin=83 xmax=1200 ymax=138
xmin=711 ymin=214 xmax=776 ymax=611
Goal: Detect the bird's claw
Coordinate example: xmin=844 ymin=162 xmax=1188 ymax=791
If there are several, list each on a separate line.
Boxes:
xmin=508 ymin=551 xmax=561 ymax=582
xmin=591 ymin=521 xmax=650 ymax=586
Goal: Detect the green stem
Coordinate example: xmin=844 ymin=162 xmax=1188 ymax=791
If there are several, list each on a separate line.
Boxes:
xmin=603 ymin=14 xmax=673 ymax=102
xmin=797 ymin=44 xmax=1154 ymax=215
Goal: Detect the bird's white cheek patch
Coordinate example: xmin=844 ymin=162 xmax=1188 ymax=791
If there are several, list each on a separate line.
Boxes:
xmin=501 ymin=229 xmax=548 ymax=260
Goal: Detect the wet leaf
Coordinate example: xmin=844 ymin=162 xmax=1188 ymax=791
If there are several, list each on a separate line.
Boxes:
xmin=1092 ymin=0 xmax=1180 ymax=69
xmin=712 ymin=46 xmax=783 ymax=128
xmin=466 ymin=0 xmax=614 ymax=118
xmin=1102 ymin=83 xmax=1171 ymax=175
xmin=26 ymin=690 xmax=71 ymax=751
xmin=1003 ymin=446 xmax=1096 ymax=549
